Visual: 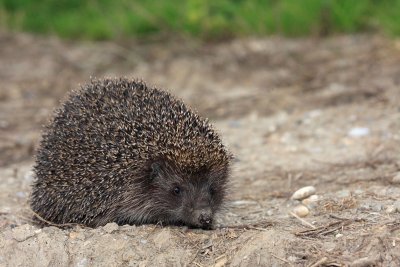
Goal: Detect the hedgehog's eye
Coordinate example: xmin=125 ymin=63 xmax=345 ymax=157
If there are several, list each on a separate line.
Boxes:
xmin=173 ymin=186 xmax=181 ymax=196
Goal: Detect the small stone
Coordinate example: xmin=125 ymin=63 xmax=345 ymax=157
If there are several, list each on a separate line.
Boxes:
xmin=293 ymin=205 xmax=309 ymax=217
xmin=291 ymin=186 xmax=316 ymax=200
xmin=11 ymin=224 xmax=36 ymax=241
xmin=385 ymin=205 xmax=396 ymax=214
xmin=348 ymin=127 xmax=370 ymax=137
xmin=392 ymin=173 xmax=400 ymax=184
xmin=302 ymin=195 xmax=319 ymax=208
xmin=103 ymin=222 xmax=119 ymax=233
xmin=34 ymin=229 xmax=42 ymax=234
xmin=231 ymin=200 xmax=258 ymax=206
xmin=335 ymin=233 xmax=343 ymax=238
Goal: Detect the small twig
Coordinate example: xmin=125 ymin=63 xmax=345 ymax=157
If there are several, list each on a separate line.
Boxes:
xmin=308 ymin=257 xmax=328 ymax=267
xmin=247 ymin=226 xmax=270 ymax=231
xmin=290 ymin=212 xmax=316 ymax=229
xmin=328 ymin=214 xmax=349 ymax=220
xmin=220 ymin=220 xmax=275 ymax=230
xmin=188 ymin=248 xmax=201 ymax=266
xmin=295 ymin=219 xmax=356 ymax=237
xmin=319 ymin=225 xmax=345 ymax=236
xmin=329 ymin=214 xmax=364 ymax=222
xmin=29 ymin=208 xmax=85 ymax=228
xmin=192 ymin=262 xmax=203 ymax=267
xmin=270 ymin=253 xmax=293 ymax=266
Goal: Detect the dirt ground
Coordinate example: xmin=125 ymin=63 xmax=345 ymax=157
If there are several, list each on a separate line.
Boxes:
xmin=1 ymin=32 xmax=400 ymax=266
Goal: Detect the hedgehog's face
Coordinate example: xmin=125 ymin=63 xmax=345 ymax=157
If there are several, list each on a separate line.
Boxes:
xmin=148 ymin=161 xmax=229 ymax=229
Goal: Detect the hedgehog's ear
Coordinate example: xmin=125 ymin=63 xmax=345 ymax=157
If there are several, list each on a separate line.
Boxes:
xmin=150 ymin=162 xmax=162 ymax=180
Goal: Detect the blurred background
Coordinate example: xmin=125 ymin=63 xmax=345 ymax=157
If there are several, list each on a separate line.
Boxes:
xmin=1 ymin=0 xmax=400 ymax=39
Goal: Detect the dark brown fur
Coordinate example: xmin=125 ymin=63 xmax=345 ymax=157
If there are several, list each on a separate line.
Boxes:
xmin=31 ymin=78 xmax=231 ymax=228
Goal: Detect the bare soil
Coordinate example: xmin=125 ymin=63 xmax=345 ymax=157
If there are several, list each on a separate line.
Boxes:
xmin=1 ymin=32 xmax=400 ymax=266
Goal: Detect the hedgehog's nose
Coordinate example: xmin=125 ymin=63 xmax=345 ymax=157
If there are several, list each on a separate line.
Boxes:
xmin=198 ymin=211 xmax=213 ymax=229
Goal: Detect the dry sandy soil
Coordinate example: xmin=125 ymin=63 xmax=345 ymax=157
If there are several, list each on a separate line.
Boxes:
xmin=1 ymin=32 xmax=400 ymax=266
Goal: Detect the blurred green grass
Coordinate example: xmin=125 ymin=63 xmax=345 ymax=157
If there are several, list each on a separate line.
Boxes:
xmin=0 ymin=0 xmax=399 ymax=40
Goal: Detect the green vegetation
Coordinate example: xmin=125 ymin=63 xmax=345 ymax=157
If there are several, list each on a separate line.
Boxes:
xmin=0 ymin=0 xmax=399 ymax=40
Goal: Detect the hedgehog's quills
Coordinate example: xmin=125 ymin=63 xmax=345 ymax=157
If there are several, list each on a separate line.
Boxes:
xmin=31 ymin=78 xmax=232 ymax=229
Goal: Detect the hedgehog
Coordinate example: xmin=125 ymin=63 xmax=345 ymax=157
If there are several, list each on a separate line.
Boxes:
xmin=30 ymin=78 xmax=232 ymax=229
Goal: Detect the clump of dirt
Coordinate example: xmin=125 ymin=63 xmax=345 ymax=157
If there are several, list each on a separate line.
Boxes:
xmin=1 ymin=32 xmax=400 ymax=266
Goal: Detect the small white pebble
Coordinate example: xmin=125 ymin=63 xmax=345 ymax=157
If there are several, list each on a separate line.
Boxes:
xmin=335 ymin=233 xmax=343 ymax=238
xmin=293 ymin=205 xmax=309 ymax=217
xmin=392 ymin=172 xmax=400 ymax=184
xmin=291 ymin=186 xmax=316 ymax=200
xmin=34 ymin=229 xmax=42 ymax=234
xmin=302 ymin=195 xmax=319 ymax=208
xmin=231 ymin=200 xmax=258 ymax=206
xmin=348 ymin=127 xmax=370 ymax=137
xmin=386 ymin=205 xmax=397 ymax=214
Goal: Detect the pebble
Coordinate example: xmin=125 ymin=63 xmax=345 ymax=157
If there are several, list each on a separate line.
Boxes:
xmin=302 ymin=195 xmax=319 ymax=208
xmin=385 ymin=205 xmax=397 ymax=214
xmin=293 ymin=205 xmax=310 ymax=217
xmin=392 ymin=172 xmax=400 ymax=184
xmin=348 ymin=127 xmax=370 ymax=137
xmin=291 ymin=186 xmax=316 ymax=200
xmin=103 ymin=222 xmax=119 ymax=233
xmin=231 ymin=200 xmax=258 ymax=206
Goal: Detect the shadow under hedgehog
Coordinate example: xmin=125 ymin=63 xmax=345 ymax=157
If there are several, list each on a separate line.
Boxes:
xmin=30 ymin=78 xmax=232 ymax=229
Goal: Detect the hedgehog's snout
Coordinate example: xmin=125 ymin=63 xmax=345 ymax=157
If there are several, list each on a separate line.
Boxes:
xmin=199 ymin=212 xmax=213 ymax=229
xmin=193 ymin=208 xmax=213 ymax=229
